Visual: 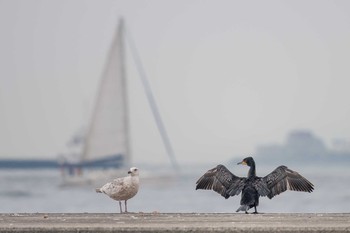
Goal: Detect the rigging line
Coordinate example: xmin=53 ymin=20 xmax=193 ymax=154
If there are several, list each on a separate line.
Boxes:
xmin=123 ymin=25 xmax=180 ymax=171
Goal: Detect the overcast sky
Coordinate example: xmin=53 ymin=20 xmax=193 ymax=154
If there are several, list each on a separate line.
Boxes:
xmin=1 ymin=0 xmax=350 ymax=166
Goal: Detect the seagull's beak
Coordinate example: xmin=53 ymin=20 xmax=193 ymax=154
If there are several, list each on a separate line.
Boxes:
xmin=237 ymin=160 xmax=247 ymax=165
xmin=128 ymin=171 xmax=132 ymax=174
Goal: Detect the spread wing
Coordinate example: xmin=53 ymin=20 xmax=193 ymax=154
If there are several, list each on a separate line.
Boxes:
xmin=263 ymin=165 xmax=314 ymax=199
xmin=195 ymin=164 xmax=246 ymax=199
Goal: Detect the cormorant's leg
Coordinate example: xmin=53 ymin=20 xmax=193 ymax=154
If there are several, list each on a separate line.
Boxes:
xmin=119 ymin=201 xmax=123 ymax=213
xmin=252 ymin=206 xmax=258 ymax=214
xmin=245 ymin=211 xmax=248 ymax=214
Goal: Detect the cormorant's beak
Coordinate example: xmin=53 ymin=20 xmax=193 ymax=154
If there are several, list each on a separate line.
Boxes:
xmin=237 ymin=160 xmax=247 ymax=165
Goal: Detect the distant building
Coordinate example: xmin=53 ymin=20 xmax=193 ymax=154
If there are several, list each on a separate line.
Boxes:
xmin=255 ymin=130 xmax=330 ymax=164
xmin=284 ymin=130 xmax=328 ymax=158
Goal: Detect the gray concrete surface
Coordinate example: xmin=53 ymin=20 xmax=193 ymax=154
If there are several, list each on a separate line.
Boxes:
xmin=0 ymin=213 xmax=349 ymax=233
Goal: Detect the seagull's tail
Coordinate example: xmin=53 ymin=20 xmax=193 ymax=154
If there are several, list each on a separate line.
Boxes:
xmin=95 ymin=188 xmax=102 ymax=193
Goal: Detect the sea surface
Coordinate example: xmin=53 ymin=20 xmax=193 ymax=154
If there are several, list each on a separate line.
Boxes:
xmin=0 ymin=165 xmax=349 ymax=213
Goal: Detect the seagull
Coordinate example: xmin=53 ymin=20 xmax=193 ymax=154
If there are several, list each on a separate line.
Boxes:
xmin=196 ymin=157 xmax=314 ymax=214
xmin=96 ymin=167 xmax=140 ymax=213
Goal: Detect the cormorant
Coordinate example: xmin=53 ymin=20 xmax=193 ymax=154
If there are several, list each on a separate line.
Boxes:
xmin=195 ymin=157 xmax=314 ymax=214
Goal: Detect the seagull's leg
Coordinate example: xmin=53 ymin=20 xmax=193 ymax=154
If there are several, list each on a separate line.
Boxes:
xmin=119 ymin=201 xmax=123 ymax=213
xmin=124 ymin=200 xmax=128 ymax=213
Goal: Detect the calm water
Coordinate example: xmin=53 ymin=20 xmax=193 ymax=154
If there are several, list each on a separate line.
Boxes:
xmin=0 ymin=165 xmax=349 ymax=213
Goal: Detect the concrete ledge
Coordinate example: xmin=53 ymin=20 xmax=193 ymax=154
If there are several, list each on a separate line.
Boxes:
xmin=0 ymin=213 xmax=349 ymax=233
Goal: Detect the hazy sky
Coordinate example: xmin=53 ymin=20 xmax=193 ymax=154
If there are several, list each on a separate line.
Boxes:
xmin=1 ymin=0 xmax=350 ymax=165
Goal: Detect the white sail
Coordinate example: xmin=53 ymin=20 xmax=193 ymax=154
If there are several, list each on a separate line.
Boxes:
xmin=82 ymin=19 xmax=130 ymax=166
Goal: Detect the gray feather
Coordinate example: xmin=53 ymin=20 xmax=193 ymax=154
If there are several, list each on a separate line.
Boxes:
xmin=196 ymin=165 xmax=245 ymax=199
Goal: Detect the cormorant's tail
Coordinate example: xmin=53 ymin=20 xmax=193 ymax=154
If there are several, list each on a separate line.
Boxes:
xmin=236 ymin=205 xmax=249 ymax=213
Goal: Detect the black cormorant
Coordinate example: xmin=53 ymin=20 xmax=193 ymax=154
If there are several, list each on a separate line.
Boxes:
xmin=195 ymin=157 xmax=314 ymax=214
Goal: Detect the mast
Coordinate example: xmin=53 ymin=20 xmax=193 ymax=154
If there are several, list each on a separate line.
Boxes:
xmin=118 ymin=19 xmax=131 ymax=167
xmin=124 ymin=24 xmax=180 ymax=171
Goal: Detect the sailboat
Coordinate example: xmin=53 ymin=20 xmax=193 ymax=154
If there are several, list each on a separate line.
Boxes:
xmin=60 ymin=19 xmax=178 ymax=185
